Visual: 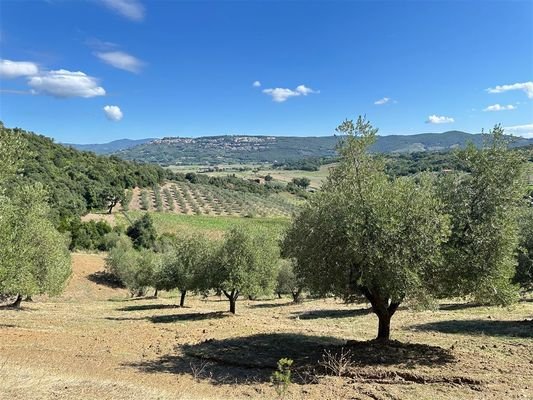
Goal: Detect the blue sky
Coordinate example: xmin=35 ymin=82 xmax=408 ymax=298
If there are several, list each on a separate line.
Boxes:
xmin=0 ymin=0 xmax=532 ymax=143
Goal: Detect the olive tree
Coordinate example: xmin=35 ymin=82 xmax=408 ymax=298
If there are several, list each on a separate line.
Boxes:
xmin=282 ymin=117 xmax=450 ymax=341
xmin=105 ymin=235 xmax=161 ymax=297
xmin=0 ymin=130 xmax=71 ymax=307
xmin=157 ymin=234 xmax=214 ymax=307
xmin=436 ymin=126 xmax=526 ymax=303
xmin=276 ymin=259 xmax=304 ymax=303
xmin=211 ymin=227 xmax=279 ymax=314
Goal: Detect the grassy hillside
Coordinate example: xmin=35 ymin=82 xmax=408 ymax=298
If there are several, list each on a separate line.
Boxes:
xmin=117 ymin=211 xmax=290 ymax=239
xmin=109 ymin=131 xmax=533 ymax=165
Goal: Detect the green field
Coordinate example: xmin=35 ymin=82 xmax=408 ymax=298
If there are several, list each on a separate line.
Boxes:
xmin=119 ymin=211 xmax=290 ymax=239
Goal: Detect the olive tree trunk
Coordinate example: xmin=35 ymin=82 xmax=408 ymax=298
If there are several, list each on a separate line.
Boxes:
xmin=180 ymin=290 xmax=187 ymax=307
xmin=10 ymin=294 xmax=23 ymax=308
xmin=291 ymin=288 xmax=302 ymax=303
xmin=361 ymin=287 xmax=401 ymax=341
xmin=223 ymin=289 xmax=239 ymax=314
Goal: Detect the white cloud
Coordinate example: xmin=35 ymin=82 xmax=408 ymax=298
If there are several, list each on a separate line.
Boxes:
xmin=262 ymin=84 xmax=319 ymax=102
xmin=487 ymin=81 xmax=533 ymax=99
xmin=483 ymin=103 xmax=517 ymax=112
xmin=96 ymin=51 xmax=143 ymax=73
xmin=28 ymin=69 xmax=106 ymax=98
xmin=103 ymin=105 xmax=123 ymax=121
xmin=503 ymin=123 xmax=533 ymax=138
xmin=295 ymin=84 xmax=317 ymax=96
xmin=0 ymin=59 xmax=39 ymax=79
xmin=374 ymin=97 xmax=391 ymax=105
xmin=101 ymin=0 xmax=144 ymax=21
xmin=426 ymin=114 xmax=454 ymax=124
xmin=252 ymin=80 xmax=261 ymax=88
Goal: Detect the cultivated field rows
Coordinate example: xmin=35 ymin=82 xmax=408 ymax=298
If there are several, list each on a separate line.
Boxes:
xmin=130 ymin=182 xmax=296 ymax=217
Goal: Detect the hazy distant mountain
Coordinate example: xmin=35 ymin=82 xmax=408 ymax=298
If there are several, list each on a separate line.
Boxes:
xmin=65 ymin=138 xmax=156 ymax=154
xmin=68 ymin=131 xmax=533 ymax=165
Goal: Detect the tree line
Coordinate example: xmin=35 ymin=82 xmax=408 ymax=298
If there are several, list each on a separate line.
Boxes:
xmin=105 ymin=214 xmax=281 ymax=313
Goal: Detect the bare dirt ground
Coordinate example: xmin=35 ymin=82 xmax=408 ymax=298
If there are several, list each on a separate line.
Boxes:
xmin=0 ymin=253 xmax=532 ymax=400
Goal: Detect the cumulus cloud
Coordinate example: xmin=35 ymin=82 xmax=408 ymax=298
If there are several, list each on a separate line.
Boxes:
xmin=96 ymin=51 xmax=144 ymax=73
xmin=28 ymin=69 xmax=106 ymax=98
xmin=483 ymin=104 xmax=516 ymax=112
xmin=426 ymin=114 xmax=454 ymax=124
xmin=101 ymin=0 xmax=144 ymax=21
xmin=295 ymin=85 xmax=316 ymax=95
xmin=503 ymin=123 xmax=533 ymax=138
xmin=487 ymin=81 xmax=533 ymax=99
xmin=252 ymin=80 xmax=261 ymax=88
xmin=262 ymin=84 xmax=319 ymax=102
xmin=0 ymin=59 xmax=39 ymax=79
xmin=103 ymin=105 xmax=123 ymax=121
xmin=374 ymin=97 xmax=391 ymax=105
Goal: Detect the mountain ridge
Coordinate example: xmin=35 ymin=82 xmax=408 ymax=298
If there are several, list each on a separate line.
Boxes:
xmin=66 ymin=131 xmax=533 ymax=165
xmin=65 ymin=138 xmax=156 ymax=154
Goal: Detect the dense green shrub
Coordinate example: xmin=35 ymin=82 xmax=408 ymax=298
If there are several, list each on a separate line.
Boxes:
xmin=126 ymin=214 xmax=157 ymax=250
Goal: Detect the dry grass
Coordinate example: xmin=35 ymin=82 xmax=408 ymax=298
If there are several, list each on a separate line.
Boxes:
xmin=0 ymin=253 xmax=531 ymax=399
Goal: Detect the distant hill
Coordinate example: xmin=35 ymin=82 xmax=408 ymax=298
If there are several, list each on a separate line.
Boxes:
xmin=65 ymin=138 xmax=156 ymax=154
xmin=95 ymin=131 xmax=533 ymax=165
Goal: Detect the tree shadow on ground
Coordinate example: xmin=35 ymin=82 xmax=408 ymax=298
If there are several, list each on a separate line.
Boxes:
xmin=439 ymin=303 xmax=483 ymax=311
xmin=105 ymin=311 xmax=226 ymax=323
xmin=0 ymin=304 xmax=33 ymax=311
xmin=412 ymin=319 xmax=533 ymax=338
xmin=248 ymin=301 xmax=294 ymax=309
xmin=294 ymin=307 xmax=372 ymax=320
xmin=117 ymin=304 xmax=180 ymax=312
xmin=127 ymin=333 xmax=455 ymax=385
xmin=87 ymin=271 xmax=124 ymax=289
xmin=108 ymin=296 xmax=159 ymax=302
xmin=105 ymin=315 xmax=146 ymax=321
xmin=149 ymin=312 xmax=226 ymax=324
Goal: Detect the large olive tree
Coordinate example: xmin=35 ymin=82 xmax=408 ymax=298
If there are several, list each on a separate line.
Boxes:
xmin=284 ymin=118 xmax=425 ymax=339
